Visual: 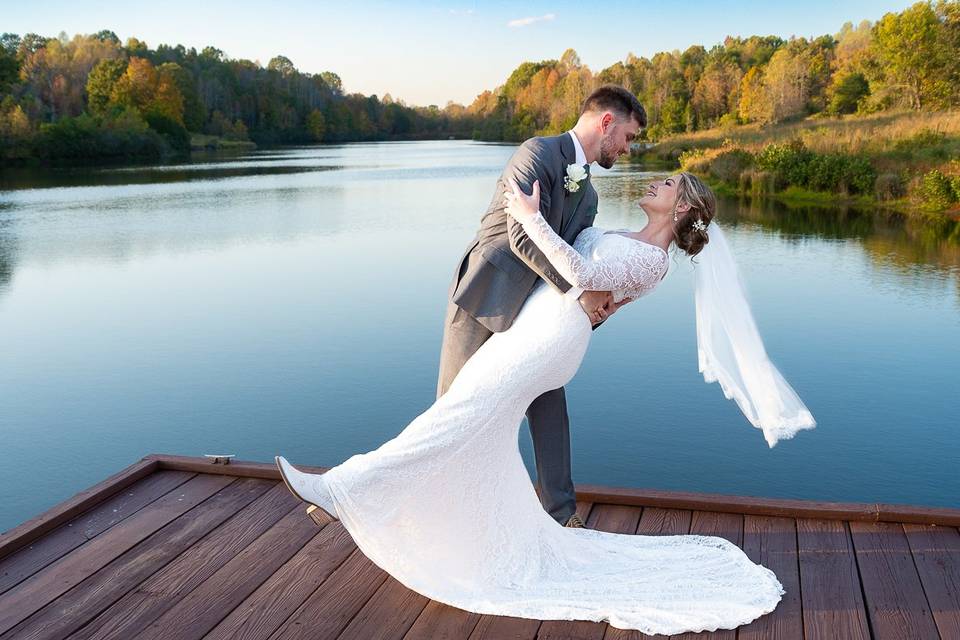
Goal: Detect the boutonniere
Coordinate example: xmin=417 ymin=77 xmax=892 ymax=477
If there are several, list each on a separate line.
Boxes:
xmin=563 ymin=163 xmax=587 ymax=193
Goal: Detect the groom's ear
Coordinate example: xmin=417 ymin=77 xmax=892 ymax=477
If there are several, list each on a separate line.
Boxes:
xmin=599 ymin=112 xmax=614 ymax=133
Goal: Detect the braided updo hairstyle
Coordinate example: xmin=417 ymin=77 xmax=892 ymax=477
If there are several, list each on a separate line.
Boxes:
xmin=672 ymin=172 xmax=717 ymax=257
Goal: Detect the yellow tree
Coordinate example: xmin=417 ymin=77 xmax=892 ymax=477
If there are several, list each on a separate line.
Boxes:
xmin=693 ymin=60 xmax=742 ymax=125
xmin=873 ymin=1 xmax=951 ymax=109
xmin=834 ymin=20 xmax=874 ymax=74
xmin=763 ymin=45 xmax=811 ymax=121
xmin=738 ymin=66 xmax=772 ymax=123
xmin=18 ymin=33 xmax=122 ymax=121
xmin=151 ymin=67 xmax=185 ymax=124
xmin=109 ymin=56 xmax=158 ymax=112
xmin=109 ymin=56 xmax=184 ymax=125
xmin=18 ymin=37 xmax=70 ymax=120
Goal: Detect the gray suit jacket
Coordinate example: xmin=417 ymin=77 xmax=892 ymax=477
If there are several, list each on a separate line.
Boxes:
xmin=450 ymin=134 xmax=599 ymax=332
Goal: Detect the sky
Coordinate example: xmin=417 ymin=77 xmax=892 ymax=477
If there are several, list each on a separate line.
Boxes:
xmin=4 ymin=0 xmax=920 ymax=107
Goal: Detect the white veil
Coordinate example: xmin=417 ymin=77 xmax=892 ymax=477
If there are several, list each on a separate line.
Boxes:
xmin=693 ymin=222 xmax=816 ymax=447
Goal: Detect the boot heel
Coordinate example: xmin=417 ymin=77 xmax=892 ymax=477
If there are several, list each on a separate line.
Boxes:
xmin=275 ymin=456 xmax=336 ymax=523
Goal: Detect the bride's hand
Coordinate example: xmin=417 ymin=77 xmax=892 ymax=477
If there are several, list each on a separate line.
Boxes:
xmin=503 ymin=178 xmax=541 ymax=221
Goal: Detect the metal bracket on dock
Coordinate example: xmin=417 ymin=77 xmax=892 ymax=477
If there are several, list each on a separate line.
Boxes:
xmin=203 ymin=454 xmax=236 ymax=465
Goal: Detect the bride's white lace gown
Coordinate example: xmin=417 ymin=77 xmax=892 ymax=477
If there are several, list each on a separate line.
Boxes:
xmin=293 ymin=219 xmax=785 ymax=635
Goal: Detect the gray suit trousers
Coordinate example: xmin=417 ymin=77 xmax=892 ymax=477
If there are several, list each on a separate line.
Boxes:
xmin=436 ymin=298 xmax=577 ymax=525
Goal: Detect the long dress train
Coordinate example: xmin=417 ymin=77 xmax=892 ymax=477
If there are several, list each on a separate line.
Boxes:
xmin=283 ymin=224 xmax=784 ymax=635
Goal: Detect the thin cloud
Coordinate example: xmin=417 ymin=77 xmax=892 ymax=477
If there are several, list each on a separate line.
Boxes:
xmin=449 ymin=8 xmax=475 ymax=15
xmin=507 ymin=13 xmax=555 ymax=28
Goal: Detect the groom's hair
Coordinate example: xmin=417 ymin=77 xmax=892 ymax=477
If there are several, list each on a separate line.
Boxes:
xmin=580 ymin=85 xmax=647 ymax=128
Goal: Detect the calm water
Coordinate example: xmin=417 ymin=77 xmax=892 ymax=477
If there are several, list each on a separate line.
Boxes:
xmin=1 ymin=141 xmax=958 ymax=532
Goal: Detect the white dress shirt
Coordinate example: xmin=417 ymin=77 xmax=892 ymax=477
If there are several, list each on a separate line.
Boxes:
xmin=568 ymin=130 xmax=587 ymax=166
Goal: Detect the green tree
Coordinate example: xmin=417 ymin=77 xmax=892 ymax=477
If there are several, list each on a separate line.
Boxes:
xmin=201 ymin=46 xmax=223 ymax=61
xmin=0 ymin=34 xmax=19 ymax=93
xmin=827 ymin=71 xmax=869 ymax=114
xmin=724 ymin=35 xmax=784 ymax=70
xmin=872 ymin=2 xmax=950 ymax=109
xmin=17 ymin=33 xmax=47 ymax=57
xmin=936 ymin=0 xmax=960 ymax=104
xmin=125 ymin=37 xmax=148 ymax=56
xmin=306 ymin=108 xmax=325 ymax=141
xmin=86 ymin=58 xmax=127 ymax=115
xmin=93 ymin=30 xmax=120 ymax=45
xmin=320 ymin=71 xmax=342 ymax=93
xmin=157 ymin=62 xmax=203 ymax=130
xmin=267 ymin=55 xmax=296 ymax=76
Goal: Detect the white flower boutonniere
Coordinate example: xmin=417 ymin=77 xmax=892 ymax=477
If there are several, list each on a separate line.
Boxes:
xmin=563 ymin=163 xmax=587 ymax=193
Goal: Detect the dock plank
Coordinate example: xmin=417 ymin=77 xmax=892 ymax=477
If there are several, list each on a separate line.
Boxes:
xmin=738 ymin=516 xmax=803 ymax=640
xmin=903 ymin=523 xmax=960 ymax=639
xmin=70 ymin=481 xmax=296 ymax=640
xmin=400 ymin=599 xmax=478 ymax=640
xmin=268 ymin=549 xmax=389 ymax=640
xmin=537 ymin=504 xmax=644 ymax=640
xmin=635 ymin=507 xmax=692 ymax=536
xmin=204 ymin=521 xmax=356 ymax=640
xmin=133 ymin=504 xmax=323 ymax=640
xmin=796 ymin=518 xmax=870 ymax=640
xmin=0 ymin=470 xmax=193 ymax=596
xmin=5 ymin=457 xmax=960 ymax=640
xmin=1 ymin=478 xmax=271 ymax=640
xmin=0 ymin=458 xmax=159 ymax=560
xmin=338 ymin=575 xmax=430 ymax=639
xmin=469 ymin=616 xmax=542 ymax=640
xmin=0 ymin=473 xmax=235 ymax=635
xmin=850 ymin=520 xmax=940 ymax=639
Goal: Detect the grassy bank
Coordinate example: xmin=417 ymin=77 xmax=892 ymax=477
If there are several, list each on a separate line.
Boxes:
xmin=634 ymin=111 xmax=960 ymax=217
xmin=189 ymin=134 xmax=257 ymax=152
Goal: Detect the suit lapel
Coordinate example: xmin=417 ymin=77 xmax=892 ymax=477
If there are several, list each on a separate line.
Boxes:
xmin=561 ymin=169 xmax=593 ymax=238
xmin=557 ymin=132 xmax=583 ymax=236
xmin=559 ymin=132 xmax=576 ymax=164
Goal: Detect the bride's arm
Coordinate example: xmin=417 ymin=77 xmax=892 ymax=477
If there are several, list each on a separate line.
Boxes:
xmin=504 ymin=180 xmax=666 ymax=292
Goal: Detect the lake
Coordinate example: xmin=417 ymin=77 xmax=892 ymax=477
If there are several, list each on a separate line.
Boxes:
xmin=1 ymin=140 xmax=958 ymax=533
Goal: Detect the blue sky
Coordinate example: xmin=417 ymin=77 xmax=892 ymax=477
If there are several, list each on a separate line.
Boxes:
xmin=5 ymin=1 xmax=918 ymax=106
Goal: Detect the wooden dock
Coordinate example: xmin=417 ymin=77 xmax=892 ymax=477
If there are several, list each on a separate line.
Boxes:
xmin=1 ymin=453 xmax=958 ymax=639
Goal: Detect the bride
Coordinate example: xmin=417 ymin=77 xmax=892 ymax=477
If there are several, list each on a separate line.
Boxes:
xmin=276 ymin=171 xmax=815 ymax=635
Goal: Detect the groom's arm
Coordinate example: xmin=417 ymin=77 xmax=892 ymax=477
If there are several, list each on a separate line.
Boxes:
xmin=502 ymin=140 xmax=573 ymax=294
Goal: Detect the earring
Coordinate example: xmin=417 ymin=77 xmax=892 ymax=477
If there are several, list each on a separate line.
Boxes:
xmin=673 ymin=211 xmax=678 ymax=222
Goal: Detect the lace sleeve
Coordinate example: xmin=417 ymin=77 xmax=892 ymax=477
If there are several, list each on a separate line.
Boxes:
xmin=518 ymin=212 xmax=667 ymax=293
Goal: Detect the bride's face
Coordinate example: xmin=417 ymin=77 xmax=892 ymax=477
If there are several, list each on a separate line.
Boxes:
xmin=639 ymin=175 xmax=688 ymax=218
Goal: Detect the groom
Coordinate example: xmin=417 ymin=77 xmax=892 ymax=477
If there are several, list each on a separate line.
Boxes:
xmin=438 ymin=85 xmax=646 ymax=528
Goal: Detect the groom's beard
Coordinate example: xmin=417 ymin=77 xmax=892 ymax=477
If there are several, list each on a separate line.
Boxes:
xmin=597 ymin=137 xmax=618 ymax=169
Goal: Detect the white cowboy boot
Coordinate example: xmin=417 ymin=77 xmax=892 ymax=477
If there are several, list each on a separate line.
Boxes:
xmin=275 ymin=456 xmax=337 ymax=521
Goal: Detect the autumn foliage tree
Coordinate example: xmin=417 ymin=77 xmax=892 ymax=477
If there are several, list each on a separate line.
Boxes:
xmin=2 ymin=1 xmax=960 ymax=164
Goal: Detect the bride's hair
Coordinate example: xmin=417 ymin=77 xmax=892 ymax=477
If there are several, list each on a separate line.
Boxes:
xmin=672 ymin=172 xmax=717 ymax=258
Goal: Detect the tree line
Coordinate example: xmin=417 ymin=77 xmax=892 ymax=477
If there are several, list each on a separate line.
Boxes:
xmin=1 ymin=1 xmax=958 ymax=164
xmin=0 ymin=31 xmax=477 ymax=163
xmin=475 ymin=1 xmax=959 ymax=141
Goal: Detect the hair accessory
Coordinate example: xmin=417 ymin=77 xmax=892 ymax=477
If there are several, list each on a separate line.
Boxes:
xmin=692 ymin=219 xmax=707 ymax=232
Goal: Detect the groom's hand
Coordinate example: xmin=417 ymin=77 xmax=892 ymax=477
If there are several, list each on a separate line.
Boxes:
xmin=578 ymin=290 xmax=615 ymax=325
